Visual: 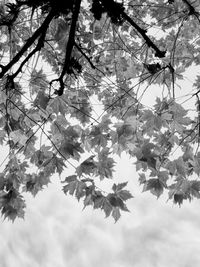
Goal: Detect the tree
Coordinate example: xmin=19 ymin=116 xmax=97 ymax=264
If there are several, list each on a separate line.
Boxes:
xmin=0 ymin=0 xmax=200 ymax=222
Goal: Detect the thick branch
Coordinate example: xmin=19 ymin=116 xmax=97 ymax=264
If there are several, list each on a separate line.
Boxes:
xmin=100 ymin=0 xmax=165 ymax=58
xmin=182 ymin=0 xmax=196 ymax=15
xmin=0 ymin=9 xmax=55 ymax=79
xmin=121 ymin=11 xmax=166 ymax=58
xmin=11 ymin=25 xmax=48 ymax=79
xmin=60 ymin=0 xmax=82 ymax=79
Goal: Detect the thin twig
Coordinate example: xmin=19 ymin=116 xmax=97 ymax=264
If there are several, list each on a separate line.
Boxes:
xmin=74 ymin=42 xmax=96 ymax=69
xmin=0 ymin=9 xmax=55 ymax=78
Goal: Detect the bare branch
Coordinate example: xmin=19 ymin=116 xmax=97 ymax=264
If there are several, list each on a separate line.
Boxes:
xmin=0 ymin=9 xmax=55 ymax=79
xmin=182 ymin=0 xmax=196 ymax=15
xmin=121 ymin=11 xmax=166 ymax=58
xmin=74 ymin=42 xmax=96 ymax=69
xmin=60 ymin=0 xmax=82 ymax=79
xmin=11 ymin=26 xmax=47 ymax=79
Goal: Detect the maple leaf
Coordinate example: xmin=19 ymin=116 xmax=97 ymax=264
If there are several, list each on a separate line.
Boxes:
xmin=63 ymin=175 xmax=77 ymax=183
xmin=0 ymin=129 xmax=6 ymax=144
xmin=24 ymin=171 xmax=51 ymax=197
xmin=138 ymin=173 xmax=146 ymax=184
xmin=1 ymin=0 xmax=200 ymax=221
xmin=59 ymin=140 xmax=84 ymax=160
xmin=135 ymin=141 xmax=158 ymax=170
xmin=112 ymin=207 xmax=121 ymax=222
xmin=189 ymin=181 xmax=200 ymax=199
xmin=173 ymin=193 xmax=185 ymax=206
xmin=63 ymin=181 xmax=77 ymax=196
xmin=0 ymin=190 xmax=26 ymax=221
xmin=0 ymin=174 xmax=5 ymax=190
xmin=48 ymin=155 xmax=66 ymax=175
xmin=48 ymin=97 xmax=69 ymax=116
xmin=117 ymin=190 xmax=133 ymax=202
xmin=102 ymin=197 xmax=113 ymax=218
xmin=96 ymin=148 xmax=115 ymax=179
xmin=93 ymin=21 xmax=103 ymax=40
xmin=9 ymin=130 xmax=28 ymax=146
xmin=93 ymin=194 xmax=105 ymax=209
xmin=76 ymin=156 xmax=97 ymax=177
xmin=143 ymin=179 xmax=165 ymax=198
xmin=88 ymin=126 xmax=108 ymax=148
xmin=112 ymin=182 xmax=133 ymax=202
xmin=29 ymin=69 xmax=48 ymax=94
xmin=62 ymin=176 xmax=87 ymax=201
xmin=112 ymin=182 xmax=128 ymax=192
xmin=54 ymin=18 xmax=69 ymax=48
xmin=83 ymin=194 xmax=93 ymax=209
xmin=168 ymin=179 xmax=193 ymax=206
xmin=33 ymin=91 xmax=50 ymax=110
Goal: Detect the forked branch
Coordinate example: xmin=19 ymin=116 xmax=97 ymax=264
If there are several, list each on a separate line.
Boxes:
xmin=0 ymin=9 xmax=55 ymax=78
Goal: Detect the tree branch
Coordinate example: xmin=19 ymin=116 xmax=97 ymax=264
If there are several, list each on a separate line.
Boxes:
xmin=60 ymin=0 xmax=82 ymax=80
xmin=74 ymin=42 xmax=96 ymax=69
xmin=121 ymin=11 xmax=166 ymax=58
xmin=182 ymin=0 xmax=196 ymax=15
xmin=0 ymin=9 xmax=55 ymax=79
xmin=11 ymin=24 xmax=48 ymax=79
xmin=100 ymin=0 xmax=166 ymax=58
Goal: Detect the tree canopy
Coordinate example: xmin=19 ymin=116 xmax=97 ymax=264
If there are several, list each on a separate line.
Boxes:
xmin=0 ymin=0 xmax=200 ymax=222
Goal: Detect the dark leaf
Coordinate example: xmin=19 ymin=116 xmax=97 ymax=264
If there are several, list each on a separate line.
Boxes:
xmin=93 ymin=194 xmax=104 ymax=209
xmin=63 ymin=175 xmax=77 ymax=183
xmin=102 ymin=197 xmax=113 ymax=218
xmin=63 ymin=181 xmax=77 ymax=196
xmin=112 ymin=182 xmax=128 ymax=192
xmin=173 ymin=193 xmax=185 ymax=206
xmin=143 ymin=179 xmax=164 ymax=198
xmin=117 ymin=190 xmax=133 ymax=201
xmin=112 ymin=207 xmax=121 ymax=222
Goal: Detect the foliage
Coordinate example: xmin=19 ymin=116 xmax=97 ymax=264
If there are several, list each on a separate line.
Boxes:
xmin=0 ymin=0 xmax=200 ymax=221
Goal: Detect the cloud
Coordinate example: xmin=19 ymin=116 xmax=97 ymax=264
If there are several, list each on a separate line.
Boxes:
xmin=0 ymin=157 xmax=200 ymax=267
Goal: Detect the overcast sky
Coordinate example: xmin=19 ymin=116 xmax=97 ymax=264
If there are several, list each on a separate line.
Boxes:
xmin=0 ymin=152 xmax=200 ymax=267
xmin=0 ymin=67 xmax=200 ymax=267
xmin=0 ymin=18 xmax=200 ymax=266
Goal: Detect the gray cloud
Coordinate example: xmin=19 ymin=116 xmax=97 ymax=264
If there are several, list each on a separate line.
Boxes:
xmin=0 ymin=160 xmax=200 ymax=267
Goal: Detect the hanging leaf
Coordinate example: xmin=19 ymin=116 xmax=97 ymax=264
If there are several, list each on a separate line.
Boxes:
xmin=117 ymin=190 xmax=133 ymax=202
xmin=76 ymin=156 xmax=97 ymax=177
xmin=33 ymin=91 xmax=49 ymax=110
xmin=102 ymin=197 xmax=113 ymax=218
xmin=112 ymin=182 xmax=128 ymax=192
xmin=0 ymin=189 xmax=26 ymax=221
xmin=96 ymin=148 xmax=115 ymax=179
xmin=29 ymin=69 xmax=48 ymax=94
xmin=9 ymin=130 xmax=28 ymax=146
xmin=1 ymin=0 xmax=200 ymax=221
xmin=143 ymin=179 xmax=164 ymax=198
xmin=112 ymin=207 xmax=121 ymax=222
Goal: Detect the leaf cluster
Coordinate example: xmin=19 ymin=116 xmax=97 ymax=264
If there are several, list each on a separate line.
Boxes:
xmin=0 ymin=0 xmax=200 ymax=222
xmin=63 ymin=176 xmax=133 ymax=222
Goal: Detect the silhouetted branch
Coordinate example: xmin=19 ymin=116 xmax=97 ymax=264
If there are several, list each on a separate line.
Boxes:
xmin=11 ymin=24 xmax=48 ymax=79
xmin=0 ymin=9 xmax=55 ymax=79
xmin=74 ymin=43 xmax=96 ymax=69
xmin=60 ymin=0 xmax=82 ymax=79
xmin=121 ymin=11 xmax=166 ymax=58
xmin=182 ymin=0 xmax=196 ymax=15
xmin=100 ymin=0 xmax=166 ymax=58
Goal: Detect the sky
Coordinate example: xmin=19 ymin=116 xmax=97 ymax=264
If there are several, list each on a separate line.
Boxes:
xmin=0 ymin=69 xmax=199 ymax=267
xmin=0 ymin=4 xmax=200 ymax=266
xmin=0 ymin=64 xmax=200 ymax=267
xmin=0 ymin=153 xmax=200 ymax=267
